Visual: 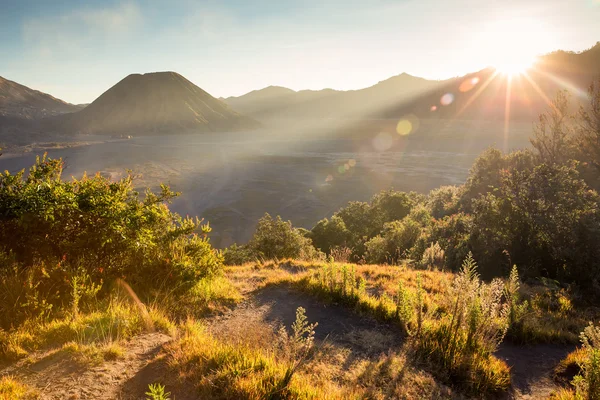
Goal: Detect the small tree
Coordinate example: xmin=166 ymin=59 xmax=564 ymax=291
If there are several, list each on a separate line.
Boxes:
xmin=248 ymin=213 xmax=316 ymax=260
xmin=530 ymin=90 xmax=576 ymax=165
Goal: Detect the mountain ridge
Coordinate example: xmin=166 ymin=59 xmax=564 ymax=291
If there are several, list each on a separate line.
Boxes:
xmin=0 ymin=76 xmax=81 ymax=119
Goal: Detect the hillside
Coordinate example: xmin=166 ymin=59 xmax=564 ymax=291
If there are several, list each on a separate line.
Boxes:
xmin=0 ymin=76 xmax=80 ymax=119
xmin=224 ymin=73 xmax=445 ymax=120
xmin=378 ymin=43 xmax=600 ymax=121
xmin=60 ymin=71 xmax=260 ymax=135
xmin=225 ymin=43 xmax=600 ymax=123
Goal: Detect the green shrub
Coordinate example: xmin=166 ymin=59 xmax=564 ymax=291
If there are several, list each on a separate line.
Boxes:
xmin=0 ymin=154 xmax=222 ymax=329
xmin=247 ymin=213 xmax=319 ymax=261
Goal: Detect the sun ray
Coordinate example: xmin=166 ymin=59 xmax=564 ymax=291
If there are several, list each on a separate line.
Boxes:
xmin=456 ymin=70 xmax=500 ymax=117
xmin=521 ymin=72 xmax=555 ymax=110
xmin=504 ymin=74 xmax=513 ymax=152
xmin=530 ymin=67 xmax=588 ymax=99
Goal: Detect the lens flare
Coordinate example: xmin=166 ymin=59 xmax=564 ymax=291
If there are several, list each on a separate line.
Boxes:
xmin=373 ymin=132 xmax=393 ymax=151
xmin=337 ymin=165 xmax=346 ymax=174
xmin=459 ymin=77 xmax=480 ymax=93
xmin=396 ymin=114 xmax=420 ymax=136
xmin=348 ymin=159 xmax=356 ymax=167
xmin=430 ymin=105 xmax=437 ymax=112
xmin=440 ymin=93 xmax=454 ymax=106
xmin=396 ymin=119 xmax=412 ymax=136
xmin=325 ymin=174 xmax=333 ymax=182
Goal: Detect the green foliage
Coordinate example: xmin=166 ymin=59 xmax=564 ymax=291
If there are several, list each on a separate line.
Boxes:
xmin=470 ymin=161 xmax=600 ymax=284
xmin=370 ymin=189 xmax=415 ymax=227
xmin=146 ymin=383 xmax=171 ymax=400
xmin=426 ymin=186 xmax=461 ymax=219
xmin=309 ymin=215 xmax=350 ymax=255
xmin=423 ymin=213 xmax=473 ymax=272
xmin=572 ymin=323 xmax=600 ymax=400
xmin=576 ymin=79 xmax=600 ymax=190
xmin=0 ymin=154 xmax=222 ymax=329
xmin=223 ymin=243 xmax=253 ymax=265
xmin=364 ymin=218 xmax=421 ymax=264
xmin=247 ymin=213 xmax=320 ymax=261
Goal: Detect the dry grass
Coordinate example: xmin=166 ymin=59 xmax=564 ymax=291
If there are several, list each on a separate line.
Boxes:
xmin=0 ymin=376 xmax=37 ymax=399
xmin=0 ymin=300 xmax=174 ymax=362
xmin=227 ymin=259 xmax=595 ymax=345
xmin=166 ymin=312 xmax=460 ymax=399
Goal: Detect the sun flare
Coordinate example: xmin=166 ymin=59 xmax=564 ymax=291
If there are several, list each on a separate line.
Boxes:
xmin=477 ymin=17 xmax=551 ymax=76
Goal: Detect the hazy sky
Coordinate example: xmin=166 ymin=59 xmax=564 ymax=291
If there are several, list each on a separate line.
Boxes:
xmin=1 ymin=0 xmax=599 ymax=104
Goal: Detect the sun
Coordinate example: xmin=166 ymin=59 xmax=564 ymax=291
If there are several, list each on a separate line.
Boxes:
xmin=476 ymin=17 xmax=551 ymax=76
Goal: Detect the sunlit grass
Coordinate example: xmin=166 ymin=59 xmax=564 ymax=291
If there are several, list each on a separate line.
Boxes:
xmin=0 ymin=376 xmax=37 ymax=399
xmin=0 ymin=300 xmax=173 ymax=362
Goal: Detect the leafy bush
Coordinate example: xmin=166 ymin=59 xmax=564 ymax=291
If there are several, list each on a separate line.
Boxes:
xmin=426 ymin=186 xmax=461 ymax=219
xmin=247 ymin=213 xmax=320 ymax=261
xmin=364 ymin=218 xmax=421 ymax=264
xmin=423 ymin=213 xmax=473 ymax=272
xmin=222 ymin=243 xmax=253 ymax=265
xmin=0 ymin=154 xmax=222 ymax=329
xmin=309 ymin=215 xmax=350 ymax=255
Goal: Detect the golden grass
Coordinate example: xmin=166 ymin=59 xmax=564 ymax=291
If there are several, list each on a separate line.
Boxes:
xmin=0 ymin=376 xmax=37 ymax=400
xmin=166 ymin=317 xmax=460 ymax=399
xmin=0 ymin=300 xmax=173 ymax=362
xmin=554 ymin=348 xmax=587 ymax=388
xmin=227 ymin=259 xmax=594 ymax=345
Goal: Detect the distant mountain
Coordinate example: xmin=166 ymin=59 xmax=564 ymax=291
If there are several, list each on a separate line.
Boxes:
xmin=0 ymin=76 xmax=80 ymax=119
xmin=224 ymin=73 xmax=446 ymax=120
xmin=378 ymin=42 xmax=600 ymax=122
xmin=60 ymin=72 xmax=260 ymax=135
xmin=225 ymin=43 xmax=600 ymax=124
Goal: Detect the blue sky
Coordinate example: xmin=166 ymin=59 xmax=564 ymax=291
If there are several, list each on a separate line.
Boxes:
xmin=1 ymin=0 xmax=599 ymax=104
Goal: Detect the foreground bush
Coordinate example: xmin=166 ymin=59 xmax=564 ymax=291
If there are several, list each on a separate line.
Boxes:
xmin=417 ymin=254 xmax=511 ymax=394
xmin=0 ymin=154 xmax=223 ymax=329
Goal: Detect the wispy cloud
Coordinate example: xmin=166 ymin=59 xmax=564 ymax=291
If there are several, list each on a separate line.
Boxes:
xmin=22 ymin=2 xmax=143 ymax=57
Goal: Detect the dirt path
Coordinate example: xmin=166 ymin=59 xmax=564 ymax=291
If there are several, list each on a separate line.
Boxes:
xmin=2 ymin=284 xmax=575 ymax=399
xmin=496 ymin=342 xmax=575 ymax=399
xmin=1 ymin=332 xmax=197 ymax=400
xmin=241 ymin=284 xmax=575 ymax=399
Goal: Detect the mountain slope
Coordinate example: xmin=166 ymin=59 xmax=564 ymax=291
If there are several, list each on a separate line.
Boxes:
xmin=225 ymin=43 xmax=600 ymax=123
xmin=378 ymin=42 xmax=600 ymax=121
xmin=0 ymin=76 xmax=80 ymax=119
xmin=224 ymin=73 xmax=445 ymax=120
xmin=61 ymin=71 xmax=259 ymax=135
